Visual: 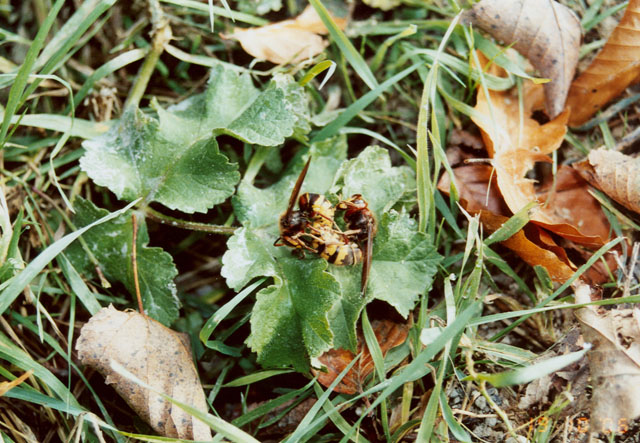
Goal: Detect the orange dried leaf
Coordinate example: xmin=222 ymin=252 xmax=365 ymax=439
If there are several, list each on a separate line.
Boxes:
xmin=463 ymin=0 xmax=581 ymax=118
xmin=479 ymin=211 xmax=576 ymax=282
xmin=223 ymin=6 xmax=346 ymax=65
xmin=76 ymin=305 xmax=211 ymax=440
xmin=536 ymin=166 xmax=611 ymax=246
xmin=472 ymin=59 xmax=606 ymax=246
xmin=313 ymin=320 xmax=408 ymax=394
xmin=437 ymin=153 xmax=510 ymax=216
xmin=574 ymin=148 xmax=640 ymax=214
xmin=566 ymin=0 xmax=640 ymax=126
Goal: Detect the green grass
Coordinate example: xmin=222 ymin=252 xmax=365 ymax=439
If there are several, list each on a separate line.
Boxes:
xmin=0 ymin=0 xmax=636 ymax=441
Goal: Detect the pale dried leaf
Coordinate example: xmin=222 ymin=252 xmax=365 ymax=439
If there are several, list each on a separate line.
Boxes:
xmin=575 ymin=284 xmax=640 ymax=433
xmin=463 ymin=0 xmax=581 ymax=118
xmin=223 ymin=5 xmax=346 ymax=65
xmin=567 ymin=0 xmax=640 ymax=126
xmin=76 ymin=305 xmax=211 ymax=440
xmin=577 ymin=148 xmax=640 ymax=214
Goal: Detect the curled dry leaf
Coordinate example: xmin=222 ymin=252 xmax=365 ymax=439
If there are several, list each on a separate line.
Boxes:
xmin=566 ymin=0 xmax=640 ymax=126
xmin=479 ymin=210 xmax=575 ymax=282
xmin=313 ymin=319 xmax=408 ymax=394
xmin=437 ymin=151 xmax=575 ymax=282
xmin=76 ymin=305 xmax=211 ymax=440
xmin=462 ymin=0 xmax=581 ymax=118
xmin=574 ymin=284 xmax=640 ymax=433
xmin=223 ymin=6 xmax=347 ymax=65
xmin=472 ymin=57 xmax=607 ymax=247
xmin=574 ymin=148 xmax=640 ymax=215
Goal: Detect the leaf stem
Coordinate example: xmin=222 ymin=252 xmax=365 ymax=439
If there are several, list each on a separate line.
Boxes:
xmin=243 ymin=146 xmax=270 ymax=185
xmin=131 ymin=214 xmax=146 ymax=316
xmin=144 ymin=207 xmax=237 ymax=235
xmin=124 ymin=0 xmax=172 ymax=110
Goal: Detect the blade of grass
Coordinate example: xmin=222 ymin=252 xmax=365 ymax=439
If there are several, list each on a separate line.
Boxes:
xmin=470 ymin=346 xmax=590 ymax=387
xmin=309 ymin=0 xmax=378 ymax=90
xmin=311 ymin=62 xmax=420 ymax=142
xmin=159 ymin=0 xmax=268 ymax=25
xmin=0 ymin=200 xmax=139 ymax=316
xmin=200 ymin=278 xmax=265 ymax=344
xmin=0 ymin=0 xmax=64 ymax=147
xmin=340 ymin=300 xmax=482 ymax=443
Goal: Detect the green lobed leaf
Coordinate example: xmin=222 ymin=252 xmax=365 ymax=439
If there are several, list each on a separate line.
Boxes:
xmin=81 ymin=109 xmax=239 ymax=213
xmin=332 ymin=145 xmax=415 ymax=215
xmin=65 ymin=198 xmax=180 ymax=326
xmin=157 ymin=66 xmax=310 ymax=146
xmin=222 ymin=141 xmax=442 ymax=368
xmin=81 ymin=64 xmax=311 ymax=213
xmin=247 ymin=258 xmax=341 ymax=371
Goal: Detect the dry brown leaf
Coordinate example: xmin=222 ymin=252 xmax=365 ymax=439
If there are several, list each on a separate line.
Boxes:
xmin=313 ymin=319 xmax=408 ymax=394
xmin=566 ymin=0 xmax=640 ymax=126
xmin=0 ymin=370 xmax=32 ymax=397
xmin=437 ymin=163 xmax=508 ymax=215
xmin=574 ymin=283 xmax=640 ymax=433
xmin=479 ymin=211 xmax=576 ymax=282
xmin=462 ymin=0 xmax=581 ymax=118
xmin=223 ymin=6 xmax=347 ymax=65
xmin=76 ymin=305 xmax=211 ymax=440
xmin=472 ymin=58 xmax=607 ymax=247
xmin=574 ymin=148 xmax=640 ymax=214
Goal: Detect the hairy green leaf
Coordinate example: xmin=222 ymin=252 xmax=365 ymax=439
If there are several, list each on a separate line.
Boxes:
xmin=66 ymin=198 xmax=180 ymax=326
xmin=157 ymin=66 xmax=310 ymax=146
xmin=81 ymin=65 xmax=311 ymax=213
xmin=81 ymin=110 xmax=239 ymax=213
xmin=247 ymin=258 xmax=341 ymax=371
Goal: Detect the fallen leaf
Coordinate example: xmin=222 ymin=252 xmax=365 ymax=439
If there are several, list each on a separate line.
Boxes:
xmin=574 ymin=148 xmax=640 ymax=215
xmin=313 ymin=319 xmax=408 ymax=394
xmin=574 ymin=284 xmax=640 ymax=433
xmin=0 ymin=370 xmax=33 ymax=397
xmin=223 ymin=5 xmax=347 ymax=64
xmin=76 ymin=305 xmax=211 ymax=440
xmin=479 ymin=211 xmax=576 ymax=282
xmin=462 ymin=0 xmax=581 ymax=118
xmin=438 ymin=146 xmax=510 ymax=215
xmin=472 ymin=56 xmax=606 ymax=246
xmin=566 ymin=0 xmax=640 ymax=126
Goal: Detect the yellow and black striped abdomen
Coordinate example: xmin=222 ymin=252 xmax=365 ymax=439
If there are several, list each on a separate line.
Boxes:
xmin=319 ymin=242 xmax=362 ymax=266
xmin=299 ymin=193 xmax=335 ymax=228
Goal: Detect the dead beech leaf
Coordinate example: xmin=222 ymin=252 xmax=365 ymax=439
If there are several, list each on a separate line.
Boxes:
xmin=574 ymin=284 xmax=640 ymax=433
xmin=472 ymin=59 xmax=606 ymax=246
xmin=76 ymin=305 xmax=211 ymax=440
xmin=574 ymin=148 xmax=640 ymax=214
xmin=479 ymin=211 xmax=575 ymax=282
xmin=566 ymin=0 xmax=640 ymax=126
xmin=537 ymin=166 xmax=611 ymax=243
xmin=313 ymin=320 xmax=408 ymax=394
xmin=223 ymin=6 xmax=347 ymax=65
xmin=462 ymin=0 xmax=581 ymax=118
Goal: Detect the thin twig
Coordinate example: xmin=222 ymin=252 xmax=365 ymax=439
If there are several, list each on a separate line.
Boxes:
xmin=131 ymin=214 xmax=145 ymax=316
xmin=124 ymin=0 xmax=172 ymax=110
xmin=144 ymin=207 xmax=237 ymax=235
